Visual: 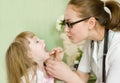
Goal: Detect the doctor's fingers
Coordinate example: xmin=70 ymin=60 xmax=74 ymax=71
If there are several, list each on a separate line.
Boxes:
xmin=46 ymin=60 xmax=57 ymax=68
xmin=45 ymin=61 xmax=58 ymax=76
xmin=45 ymin=66 xmax=55 ymax=77
xmin=50 ymin=47 xmax=63 ymax=53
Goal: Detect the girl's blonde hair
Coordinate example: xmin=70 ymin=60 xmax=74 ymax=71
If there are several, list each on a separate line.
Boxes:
xmin=6 ymin=31 xmax=35 ymax=83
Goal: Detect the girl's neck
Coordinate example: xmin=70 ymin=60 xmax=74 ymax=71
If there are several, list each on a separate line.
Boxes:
xmin=34 ymin=62 xmax=49 ymax=77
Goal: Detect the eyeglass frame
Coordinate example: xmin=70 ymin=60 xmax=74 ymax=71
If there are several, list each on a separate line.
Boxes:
xmin=63 ymin=17 xmax=91 ymax=28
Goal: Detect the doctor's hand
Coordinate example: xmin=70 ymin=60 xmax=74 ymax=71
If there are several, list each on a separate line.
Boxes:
xmin=49 ymin=47 xmax=64 ymax=61
xmin=45 ymin=59 xmax=73 ymax=82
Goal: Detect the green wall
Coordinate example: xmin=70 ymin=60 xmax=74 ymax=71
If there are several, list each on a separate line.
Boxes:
xmin=0 ymin=0 xmax=69 ymax=82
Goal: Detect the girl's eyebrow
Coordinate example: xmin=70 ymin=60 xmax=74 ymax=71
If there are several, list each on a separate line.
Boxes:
xmin=32 ymin=36 xmax=37 ymax=39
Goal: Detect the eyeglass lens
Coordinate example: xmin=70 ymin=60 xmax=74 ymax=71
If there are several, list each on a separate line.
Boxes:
xmin=64 ymin=17 xmax=91 ymax=28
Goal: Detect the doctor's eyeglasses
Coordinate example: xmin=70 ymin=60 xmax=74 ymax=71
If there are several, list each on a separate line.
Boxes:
xmin=63 ymin=17 xmax=91 ymax=28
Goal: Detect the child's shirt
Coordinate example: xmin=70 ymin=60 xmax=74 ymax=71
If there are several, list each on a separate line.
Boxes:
xmin=21 ymin=68 xmax=54 ymax=83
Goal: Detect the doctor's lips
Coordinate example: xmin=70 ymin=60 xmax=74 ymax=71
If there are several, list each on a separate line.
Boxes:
xmin=68 ymin=36 xmax=72 ymax=39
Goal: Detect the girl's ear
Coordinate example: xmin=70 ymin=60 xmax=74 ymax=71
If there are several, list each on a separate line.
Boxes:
xmin=88 ymin=17 xmax=97 ymax=30
xmin=28 ymin=51 xmax=33 ymax=59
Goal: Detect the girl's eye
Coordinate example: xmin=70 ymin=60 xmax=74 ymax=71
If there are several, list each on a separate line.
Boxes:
xmin=36 ymin=40 xmax=39 ymax=43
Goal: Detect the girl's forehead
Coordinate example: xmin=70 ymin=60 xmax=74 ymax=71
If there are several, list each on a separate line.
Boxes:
xmin=27 ymin=36 xmax=36 ymax=41
xmin=29 ymin=36 xmax=37 ymax=39
xmin=32 ymin=36 xmax=37 ymax=39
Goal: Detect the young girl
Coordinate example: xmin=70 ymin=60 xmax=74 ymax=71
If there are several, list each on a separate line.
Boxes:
xmin=6 ymin=31 xmax=63 ymax=83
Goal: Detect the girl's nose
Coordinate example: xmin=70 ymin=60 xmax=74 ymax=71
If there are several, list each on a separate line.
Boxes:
xmin=38 ymin=39 xmax=44 ymax=43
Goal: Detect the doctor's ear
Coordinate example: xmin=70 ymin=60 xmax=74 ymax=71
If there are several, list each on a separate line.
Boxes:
xmin=88 ymin=17 xmax=97 ymax=30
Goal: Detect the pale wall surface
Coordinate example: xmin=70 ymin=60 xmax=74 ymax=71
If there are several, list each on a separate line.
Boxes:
xmin=0 ymin=0 xmax=69 ymax=82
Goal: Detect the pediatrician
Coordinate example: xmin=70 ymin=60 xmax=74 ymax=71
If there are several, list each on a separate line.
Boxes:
xmin=46 ymin=0 xmax=120 ymax=83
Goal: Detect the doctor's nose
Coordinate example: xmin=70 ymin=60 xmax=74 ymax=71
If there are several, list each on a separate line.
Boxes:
xmin=64 ymin=25 xmax=69 ymax=33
